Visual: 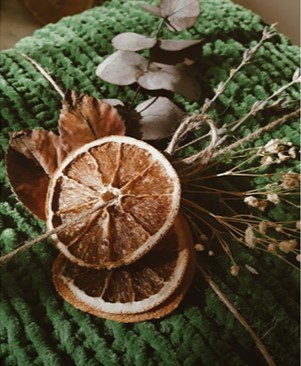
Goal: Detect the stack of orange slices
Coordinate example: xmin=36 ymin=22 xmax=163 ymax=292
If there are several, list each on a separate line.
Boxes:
xmin=47 ymin=136 xmax=195 ymax=322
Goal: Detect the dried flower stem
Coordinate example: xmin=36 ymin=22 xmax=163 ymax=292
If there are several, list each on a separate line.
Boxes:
xmin=0 ymin=201 xmax=107 ymax=265
xmin=20 ymin=52 xmax=65 ymax=99
xmin=197 ymin=264 xmax=276 ymax=366
xmin=230 ymin=75 xmax=301 ymax=131
xmin=165 ymin=25 xmax=277 ymax=155
xmin=212 ymin=108 xmax=300 ymax=159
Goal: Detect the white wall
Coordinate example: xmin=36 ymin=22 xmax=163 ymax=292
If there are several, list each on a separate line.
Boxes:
xmin=234 ymin=0 xmax=300 ymax=45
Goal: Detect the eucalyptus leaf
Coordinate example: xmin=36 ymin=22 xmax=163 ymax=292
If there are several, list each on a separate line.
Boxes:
xmin=112 ymin=32 xmax=157 ymax=51
xmin=139 ymin=3 xmax=162 ymax=16
xmin=161 ymin=0 xmax=200 ymax=31
xmin=136 ymin=97 xmax=185 ymax=140
xmin=137 ymin=62 xmax=201 ymax=101
xmin=102 ymin=99 xmax=124 ymax=107
xmin=159 ymin=39 xmax=202 ymax=51
xmin=96 ymin=50 xmax=148 ymax=85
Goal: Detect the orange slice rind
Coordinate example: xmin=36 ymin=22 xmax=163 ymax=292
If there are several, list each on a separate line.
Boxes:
xmin=53 ymin=215 xmax=195 ymax=320
xmin=47 ymin=136 xmax=181 ymax=269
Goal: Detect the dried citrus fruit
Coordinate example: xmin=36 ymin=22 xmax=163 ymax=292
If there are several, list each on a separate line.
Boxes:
xmin=47 ymin=136 xmax=181 ymax=269
xmin=53 ymin=215 xmax=195 ymax=320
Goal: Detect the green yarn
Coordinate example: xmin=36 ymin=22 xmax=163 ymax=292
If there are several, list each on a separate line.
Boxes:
xmin=0 ymin=0 xmax=299 ymax=365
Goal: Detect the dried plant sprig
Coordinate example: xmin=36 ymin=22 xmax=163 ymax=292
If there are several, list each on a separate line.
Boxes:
xmin=197 ymin=264 xmax=276 ymax=366
xmin=171 ymin=68 xmax=300 ymax=165
xmin=229 ymin=68 xmax=301 ymax=131
xmin=20 ymin=53 xmax=65 ymax=99
xmin=213 ymin=108 xmax=300 ymax=159
xmin=165 ymin=24 xmax=277 ymax=155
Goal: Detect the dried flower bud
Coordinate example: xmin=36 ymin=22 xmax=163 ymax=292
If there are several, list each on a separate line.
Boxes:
xmin=288 ymin=147 xmax=296 ymax=159
xmin=267 ymin=193 xmax=280 ymax=205
xmin=208 ymin=250 xmax=215 ymax=256
xmin=277 ymin=152 xmax=290 ymax=162
xmin=257 ymin=200 xmax=267 ymax=212
xmin=261 ymin=155 xmax=274 ymax=165
xmin=279 ymin=239 xmax=297 ymax=254
xmin=200 ymin=233 xmax=208 ymax=241
xmin=244 ymin=196 xmax=258 ymax=208
xmin=230 ymin=265 xmax=239 ymax=276
xmin=195 ymin=244 xmax=205 ymax=252
xmin=296 ymin=254 xmax=300 ymax=262
xmin=259 ymin=221 xmax=268 ymax=234
xmin=264 ymin=139 xmax=281 ymax=154
xmin=267 ymin=243 xmax=276 ymax=253
xmin=245 ymin=227 xmax=257 ymax=248
xmin=275 ymin=225 xmax=283 ymax=233
xmin=280 ymin=172 xmax=300 ymax=190
xmin=296 ymin=221 xmax=301 ymax=230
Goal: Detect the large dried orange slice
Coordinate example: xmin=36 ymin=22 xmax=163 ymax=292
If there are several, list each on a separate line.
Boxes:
xmin=46 ymin=136 xmax=181 ymax=269
xmin=53 ymin=215 xmax=195 ymax=320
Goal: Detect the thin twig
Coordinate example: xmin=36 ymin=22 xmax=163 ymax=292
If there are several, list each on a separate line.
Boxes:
xmin=212 ymin=108 xmax=300 ymax=159
xmin=165 ymin=24 xmax=277 ymax=155
xmin=230 ymin=74 xmax=301 ymax=131
xmin=0 ymin=201 xmax=107 ymax=265
xmin=20 ymin=52 xmax=65 ymax=98
xmin=197 ymin=264 xmax=276 ymax=366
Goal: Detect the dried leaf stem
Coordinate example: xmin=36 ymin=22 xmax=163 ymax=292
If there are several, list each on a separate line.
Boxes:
xmin=20 ymin=52 xmax=65 ymax=99
xmin=197 ymin=264 xmax=276 ymax=366
xmin=0 ymin=201 xmax=107 ymax=265
xmin=165 ymin=24 xmax=277 ymax=155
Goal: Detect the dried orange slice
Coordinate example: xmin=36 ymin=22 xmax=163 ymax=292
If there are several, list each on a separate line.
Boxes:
xmin=47 ymin=136 xmax=181 ymax=269
xmin=53 ymin=215 xmax=195 ymax=320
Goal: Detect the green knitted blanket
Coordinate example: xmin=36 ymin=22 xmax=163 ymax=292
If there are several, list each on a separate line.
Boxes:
xmin=0 ymin=0 xmax=299 ymax=365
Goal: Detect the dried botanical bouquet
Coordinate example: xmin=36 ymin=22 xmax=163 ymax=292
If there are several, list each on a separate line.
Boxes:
xmin=1 ymin=1 xmax=300 ymax=364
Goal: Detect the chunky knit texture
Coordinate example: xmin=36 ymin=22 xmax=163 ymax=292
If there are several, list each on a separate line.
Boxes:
xmin=0 ymin=0 xmax=299 ymax=365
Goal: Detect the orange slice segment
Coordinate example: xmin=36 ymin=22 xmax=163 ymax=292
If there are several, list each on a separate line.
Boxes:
xmin=53 ymin=215 xmax=195 ymax=319
xmin=47 ymin=136 xmax=181 ymax=269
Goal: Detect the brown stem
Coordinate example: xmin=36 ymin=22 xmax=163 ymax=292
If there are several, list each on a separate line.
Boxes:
xmin=19 ymin=52 xmax=65 ymax=98
xmin=197 ymin=264 xmax=276 ymax=366
xmin=212 ymin=109 xmax=300 ymax=159
xmin=0 ymin=200 xmax=107 ymax=265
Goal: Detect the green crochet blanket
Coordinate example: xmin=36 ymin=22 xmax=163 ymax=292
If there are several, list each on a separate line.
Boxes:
xmin=0 ymin=0 xmax=299 ymax=365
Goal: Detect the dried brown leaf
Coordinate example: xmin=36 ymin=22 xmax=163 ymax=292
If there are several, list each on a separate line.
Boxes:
xmin=58 ymin=92 xmax=126 ymax=153
xmin=136 ymin=97 xmax=185 ymax=140
xmin=137 ymin=62 xmax=200 ymax=101
xmin=161 ymin=0 xmax=200 ymax=31
xmin=96 ymin=50 xmax=148 ymax=85
xmin=112 ymin=32 xmax=157 ymax=51
xmin=6 ymin=147 xmax=49 ymax=220
xmin=9 ymin=130 xmax=64 ymax=176
xmin=6 ymin=129 xmax=64 ymax=220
